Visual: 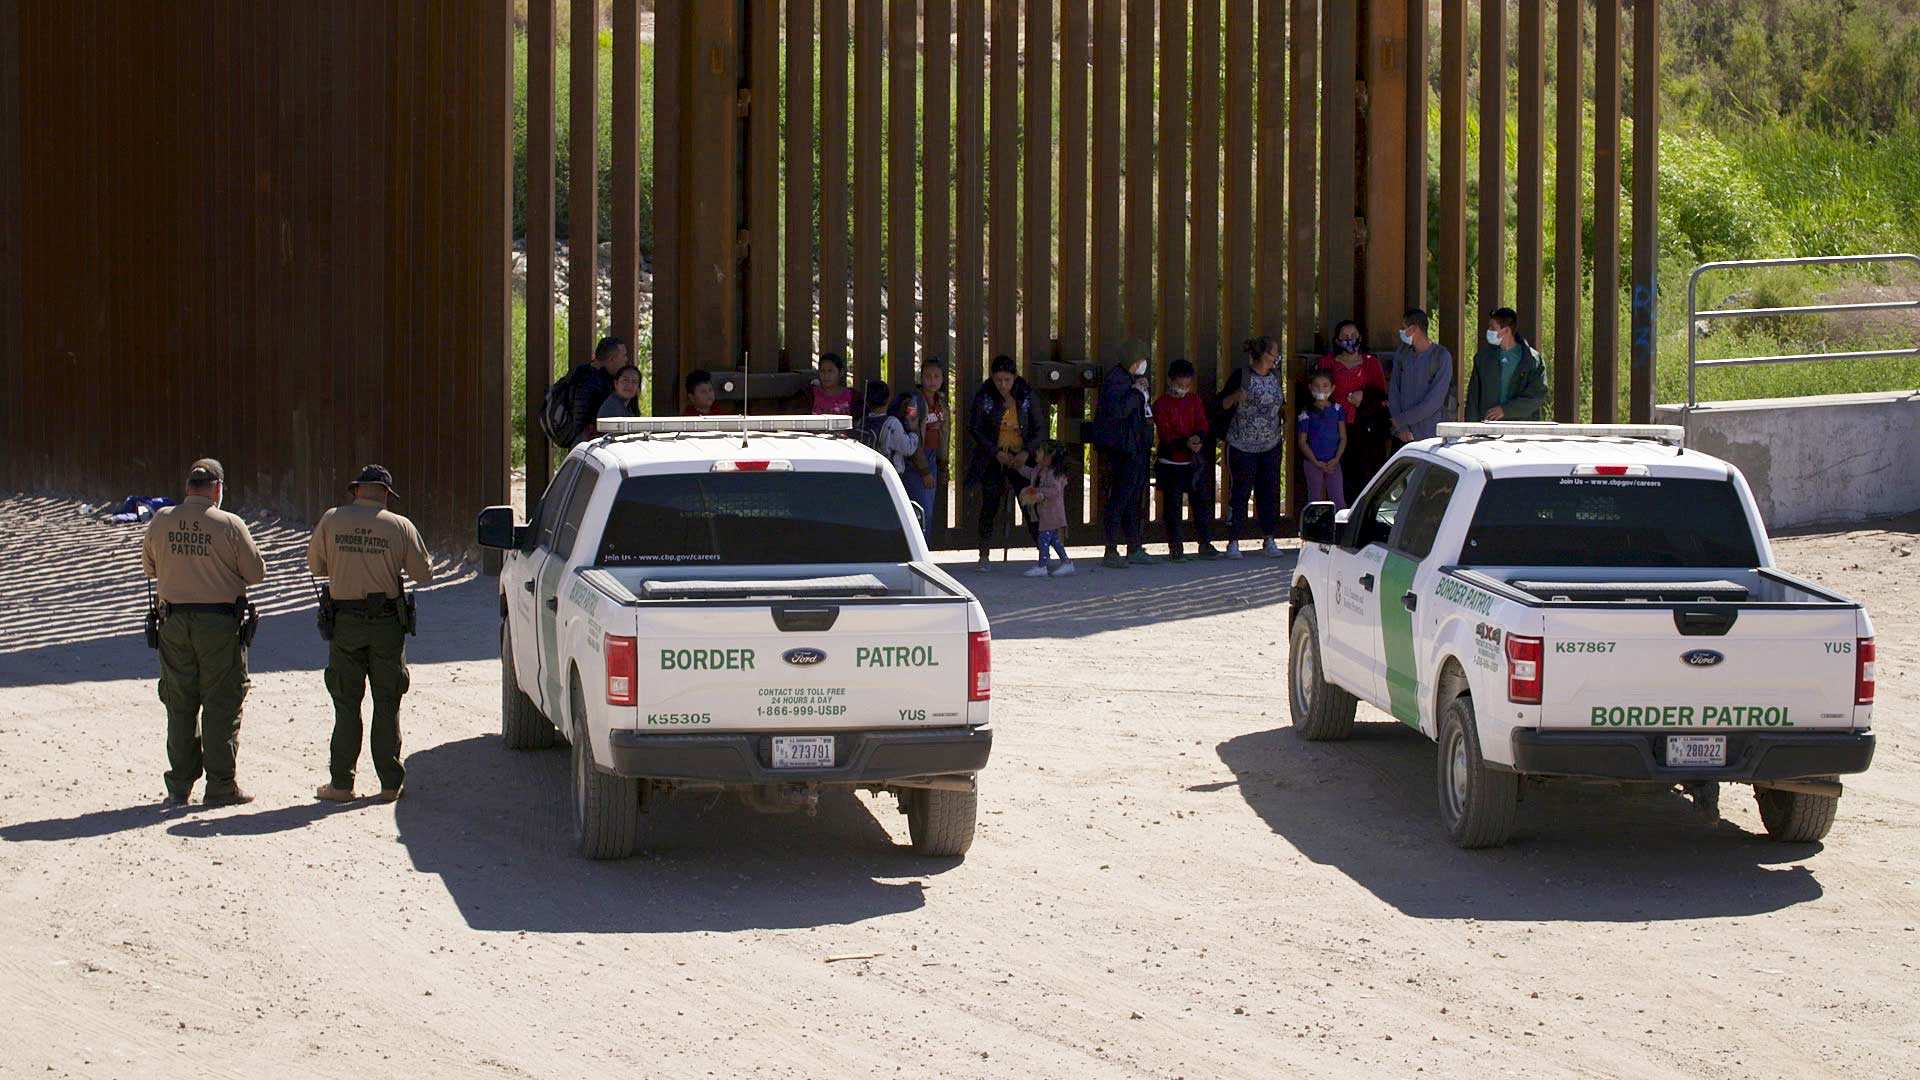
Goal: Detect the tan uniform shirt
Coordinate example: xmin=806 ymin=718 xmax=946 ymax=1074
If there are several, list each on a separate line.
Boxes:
xmin=141 ymin=495 xmax=267 ymax=605
xmin=306 ymin=498 xmax=434 ymax=600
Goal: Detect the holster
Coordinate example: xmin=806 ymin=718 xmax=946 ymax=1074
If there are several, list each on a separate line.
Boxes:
xmin=238 ymin=600 xmax=259 ymax=648
xmin=144 ymin=604 xmax=163 ymax=650
xmin=316 ymin=590 xmax=337 ymax=642
xmin=400 ymin=590 xmax=418 ymax=637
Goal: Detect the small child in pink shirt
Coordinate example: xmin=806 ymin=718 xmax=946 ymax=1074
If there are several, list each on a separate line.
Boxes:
xmin=810 ymin=352 xmax=856 ymax=416
xmin=1016 ymin=439 xmax=1075 ymax=577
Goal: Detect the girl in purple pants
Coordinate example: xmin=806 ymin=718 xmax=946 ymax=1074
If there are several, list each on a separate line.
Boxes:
xmin=1296 ymin=371 xmax=1349 ymax=510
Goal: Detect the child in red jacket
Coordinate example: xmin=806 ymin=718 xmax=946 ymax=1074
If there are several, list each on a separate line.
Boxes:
xmin=1152 ymin=360 xmax=1219 ymax=561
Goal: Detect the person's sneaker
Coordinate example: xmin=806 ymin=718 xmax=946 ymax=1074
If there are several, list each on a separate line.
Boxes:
xmin=1022 ymin=565 xmax=1051 ymax=577
xmin=374 ymin=787 xmax=405 ymax=804
xmin=161 ymin=790 xmax=191 ymax=808
xmin=1224 ymin=543 xmax=1244 ymax=560
xmin=975 ymin=554 xmax=992 ymax=572
xmin=314 ymin=784 xmax=356 ymax=803
xmin=201 ymin=788 xmax=255 ymax=808
xmin=1126 ymin=549 xmax=1164 ymax=566
xmin=1168 ymin=550 xmax=1189 ymax=563
xmin=1262 ymin=539 xmax=1284 ymax=558
xmin=1101 ymin=552 xmax=1130 ymax=569
xmin=1196 ymin=544 xmax=1222 ymax=560
xmin=1050 ymin=561 xmax=1077 ymax=577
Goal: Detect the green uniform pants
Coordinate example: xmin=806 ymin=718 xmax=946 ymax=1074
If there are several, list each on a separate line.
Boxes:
xmin=157 ymin=611 xmax=249 ymax=799
xmin=324 ymin=607 xmax=411 ymax=792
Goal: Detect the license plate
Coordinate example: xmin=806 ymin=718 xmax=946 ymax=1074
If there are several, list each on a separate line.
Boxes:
xmin=772 ymin=735 xmax=835 ymax=769
xmin=1667 ymin=735 xmax=1727 ymax=768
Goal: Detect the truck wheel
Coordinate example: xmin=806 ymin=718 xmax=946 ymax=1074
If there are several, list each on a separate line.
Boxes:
xmin=500 ymin=621 xmax=557 ymax=750
xmin=906 ymin=787 xmax=977 ymax=857
xmin=569 ymin=677 xmax=640 ymax=859
xmin=1755 ymin=787 xmax=1838 ymax=843
xmin=1289 ymin=604 xmax=1357 ymax=741
xmin=1436 ymin=692 xmax=1518 ymax=849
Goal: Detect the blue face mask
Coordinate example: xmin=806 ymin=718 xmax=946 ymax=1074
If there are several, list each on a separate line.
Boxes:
xmin=1337 ymin=338 xmax=1361 ymax=353
xmin=1398 ymin=329 xmax=1414 ymax=346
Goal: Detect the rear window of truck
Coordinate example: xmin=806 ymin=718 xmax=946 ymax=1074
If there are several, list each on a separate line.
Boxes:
xmin=1459 ymin=476 xmax=1760 ymax=568
xmin=596 ymin=471 xmax=913 ymax=566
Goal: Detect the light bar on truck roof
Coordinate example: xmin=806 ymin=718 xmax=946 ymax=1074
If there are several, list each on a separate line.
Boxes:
xmin=596 ymin=414 xmax=854 ymax=436
xmin=1436 ymin=422 xmax=1686 ymax=447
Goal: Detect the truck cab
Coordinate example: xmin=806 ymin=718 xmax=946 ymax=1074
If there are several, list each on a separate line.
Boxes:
xmin=1289 ymin=423 xmax=1876 ymax=848
xmin=479 ymin=415 xmax=992 ymax=859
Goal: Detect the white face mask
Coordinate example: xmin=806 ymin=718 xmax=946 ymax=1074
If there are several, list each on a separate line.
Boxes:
xmin=1169 ymin=385 xmax=1190 ymax=397
xmin=1312 ymin=390 xmax=1331 ymax=401
xmin=1131 ymin=361 xmax=1148 ymax=377
xmin=1486 ymin=329 xmax=1502 ymax=346
xmin=1399 ymin=329 xmax=1414 ymax=345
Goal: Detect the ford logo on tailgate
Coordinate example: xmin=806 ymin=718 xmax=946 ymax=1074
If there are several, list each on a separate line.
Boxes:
xmin=783 ymin=648 xmax=828 ymax=667
xmin=1681 ymin=649 xmax=1725 ymax=667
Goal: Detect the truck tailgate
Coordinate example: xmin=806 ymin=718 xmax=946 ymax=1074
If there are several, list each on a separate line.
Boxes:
xmin=633 ymin=603 xmax=972 ymax=731
xmin=1540 ymin=607 xmax=1860 ymax=731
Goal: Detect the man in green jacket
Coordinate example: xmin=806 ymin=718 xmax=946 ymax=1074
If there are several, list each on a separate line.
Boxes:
xmin=1464 ymin=307 xmax=1550 ymax=422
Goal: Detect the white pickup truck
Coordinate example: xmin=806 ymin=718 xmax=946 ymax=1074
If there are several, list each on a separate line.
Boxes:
xmin=1289 ymin=423 xmax=1877 ymax=849
xmin=477 ymin=415 xmax=992 ymax=860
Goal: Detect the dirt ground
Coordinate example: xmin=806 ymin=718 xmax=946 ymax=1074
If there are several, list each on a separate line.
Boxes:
xmin=2 ymin=496 xmax=1916 ymax=1079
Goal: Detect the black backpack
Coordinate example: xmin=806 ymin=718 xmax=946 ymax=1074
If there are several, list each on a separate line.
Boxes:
xmin=540 ymin=368 xmax=583 ymax=448
xmin=856 ymin=412 xmax=891 ymax=456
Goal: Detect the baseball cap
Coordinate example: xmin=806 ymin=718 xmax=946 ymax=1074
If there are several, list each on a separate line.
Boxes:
xmin=187 ymin=458 xmax=225 ymax=483
xmin=350 ymin=464 xmax=398 ymax=496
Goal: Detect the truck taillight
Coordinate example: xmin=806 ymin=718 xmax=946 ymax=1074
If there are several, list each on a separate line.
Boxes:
xmin=1857 ymin=638 xmax=1875 ymax=705
xmin=1506 ymin=634 xmax=1543 ymax=704
xmin=968 ymin=631 xmax=992 ymax=701
xmin=606 ymin=635 xmax=637 ymax=706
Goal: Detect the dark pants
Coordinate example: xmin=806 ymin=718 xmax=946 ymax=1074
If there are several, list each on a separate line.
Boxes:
xmin=1227 ymin=444 xmax=1283 ymax=541
xmin=157 ymin=611 xmax=249 ymax=799
xmin=324 ymin=607 xmax=411 ymax=792
xmin=977 ymin=465 xmax=1037 ymax=557
xmin=1344 ymin=414 xmax=1393 ymax=504
xmin=1101 ymin=449 xmax=1148 ymax=551
xmin=1155 ymin=460 xmax=1214 ymax=554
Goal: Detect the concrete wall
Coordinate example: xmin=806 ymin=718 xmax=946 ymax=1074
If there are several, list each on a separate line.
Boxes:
xmin=1655 ymin=391 xmax=1920 ymax=531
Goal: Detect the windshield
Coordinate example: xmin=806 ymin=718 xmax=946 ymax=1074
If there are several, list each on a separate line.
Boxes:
xmin=1459 ymin=476 xmax=1760 ymax=568
xmin=596 ymin=471 xmax=912 ymax=566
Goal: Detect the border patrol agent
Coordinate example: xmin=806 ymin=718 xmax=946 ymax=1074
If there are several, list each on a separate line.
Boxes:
xmin=140 ymin=458 xmax=266 ymax=806
xmin=308 ymin=466 xmax=433 ymax=803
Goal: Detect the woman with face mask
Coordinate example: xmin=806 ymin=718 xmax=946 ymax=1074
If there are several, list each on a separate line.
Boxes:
xmin=1314 ymin=320 xmax=1390 ymax=501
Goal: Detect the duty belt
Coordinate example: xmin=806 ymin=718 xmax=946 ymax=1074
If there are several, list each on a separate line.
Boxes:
xmin=331 ymin=595 xmax=396 ymax=611
xmin=166 ymin=602 xmax=244 ymax=615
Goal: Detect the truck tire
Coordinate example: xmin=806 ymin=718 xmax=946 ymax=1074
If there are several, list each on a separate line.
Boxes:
xmin=1755 ymin=787 xmax=1838 ymax=843
xmin=1436 ymin=692 xmax=1518 ymax=849
xmin=1289 ymin=604 xmax=1357 ymax=741
xmin=569 ymin=677 xmax=641 ymax=859
xmin=906 ymin=787 xmax=977 ymax=857
xmin=500 ymin=621 xmax=557 ymax=750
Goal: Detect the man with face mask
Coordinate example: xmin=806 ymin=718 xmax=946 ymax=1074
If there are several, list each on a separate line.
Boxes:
xmin=1092 ymin=341 xmax=1162 ymax=568
xmin=1464 ymin=307 xmax=1550 ymax=422
xmin=1387 ymin=308 xmax=1456 ymax=443
xmin=140 ymin=458 xmax=268 ymax=806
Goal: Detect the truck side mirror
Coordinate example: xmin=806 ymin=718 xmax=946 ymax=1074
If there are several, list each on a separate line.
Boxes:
xmin=1299 ymin=501 xmax=1339 ymax=545
xmin=476 ymin=505 xmax=527 ymax=551
xmin=910 ymin=501 xmax=927 ymax=530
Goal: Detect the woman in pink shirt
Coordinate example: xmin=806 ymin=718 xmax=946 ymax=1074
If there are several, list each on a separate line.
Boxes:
xmin=1315 ymin=320 xmax=1390 ymax=502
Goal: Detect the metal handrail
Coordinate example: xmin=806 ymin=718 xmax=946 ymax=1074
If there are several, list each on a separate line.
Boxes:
xmin=1687 ymin=253 xmax=1920 ymax=405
